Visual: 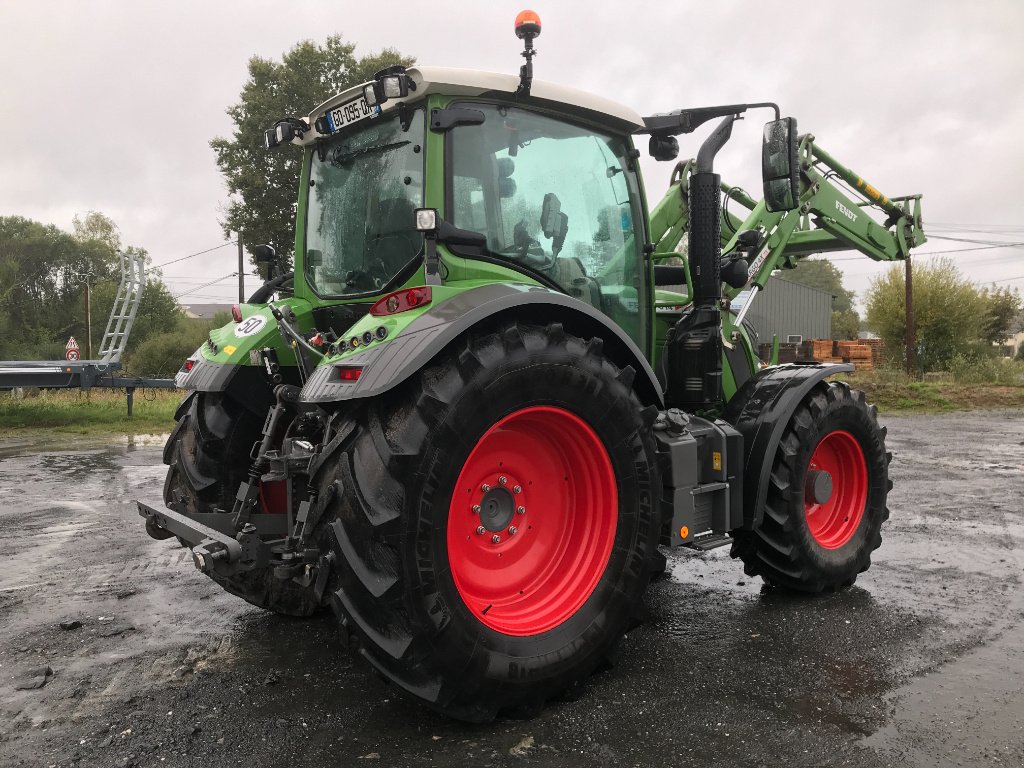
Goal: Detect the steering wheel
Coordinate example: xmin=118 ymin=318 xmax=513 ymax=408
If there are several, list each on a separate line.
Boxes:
xmin=512 ymin=220 xmax=556 ymax=271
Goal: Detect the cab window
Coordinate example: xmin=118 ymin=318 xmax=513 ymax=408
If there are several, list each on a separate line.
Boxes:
xmin=448 ymin=103 xmax=646 ymax=344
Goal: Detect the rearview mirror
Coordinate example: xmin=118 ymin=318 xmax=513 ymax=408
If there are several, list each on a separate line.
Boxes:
xmin=251 ymin=244 xmax=277 ymax=280
xmin=762 ymin=117 xmax=800 ymax=212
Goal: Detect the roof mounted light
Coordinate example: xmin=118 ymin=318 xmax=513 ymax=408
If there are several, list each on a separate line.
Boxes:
xmin=514 ymin=9 xmax=541 ymax=39
xmin=514 ymin=11 xmax=541 ymax=96
xmin=360 ymin=66 xmax=414 ymax=111
xmin=263 ymin=118 xmax=309 ymax=149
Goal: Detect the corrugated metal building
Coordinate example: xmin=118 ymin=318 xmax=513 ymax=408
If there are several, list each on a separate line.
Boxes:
xmin=733 ymin=276 xmax=832 ymax=343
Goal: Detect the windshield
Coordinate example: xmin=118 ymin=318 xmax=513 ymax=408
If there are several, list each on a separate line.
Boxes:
xmin=305 ymin=108 xmax=425 ymax=297
xmin=448 ymin=103 xmax=646 ymax=344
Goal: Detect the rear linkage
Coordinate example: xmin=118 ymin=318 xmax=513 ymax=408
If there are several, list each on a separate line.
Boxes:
xmin=140 ymin=305 xmax=341 ymax=600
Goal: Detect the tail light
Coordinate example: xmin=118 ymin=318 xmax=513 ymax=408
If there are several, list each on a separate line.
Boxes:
xmin=370 ymin=287 xmax=432 ymax=316
xmin=231 ymin=305 xmax=242 ymax=323
xmin=182 ymin=359 xmax=196 ymax=373
xmin=336 ymin=366 xmax=363 ymax=382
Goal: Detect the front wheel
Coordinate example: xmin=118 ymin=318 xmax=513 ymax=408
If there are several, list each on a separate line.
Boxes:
xmin=314 ymin=322 xmax=662 ymax=721
xmin=730 ymin=382 xmax=891 ymax=592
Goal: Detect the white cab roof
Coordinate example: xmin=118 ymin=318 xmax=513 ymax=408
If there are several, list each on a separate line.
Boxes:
xmin=304 ymin=66 xmax=643 ymax=140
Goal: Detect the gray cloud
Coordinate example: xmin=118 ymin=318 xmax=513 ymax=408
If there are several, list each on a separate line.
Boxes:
xmin=1 ymin=0 xmax=1021 ymax=307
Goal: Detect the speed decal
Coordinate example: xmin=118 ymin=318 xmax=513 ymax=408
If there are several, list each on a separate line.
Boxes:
xmin=234 ymin=315 xmax=268 ymax=337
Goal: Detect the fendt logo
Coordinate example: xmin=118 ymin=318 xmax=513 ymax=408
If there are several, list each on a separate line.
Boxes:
xmin=835 ymin=200 xmax=858 ymax=222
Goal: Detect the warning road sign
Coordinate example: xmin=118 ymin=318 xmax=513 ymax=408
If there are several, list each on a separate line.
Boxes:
xmin=66 ymin=336 xmax=80 ymax=350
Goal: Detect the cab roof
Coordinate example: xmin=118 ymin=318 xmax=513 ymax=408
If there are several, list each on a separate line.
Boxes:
xmin=304 ymin=65 xmax=644 ymax=140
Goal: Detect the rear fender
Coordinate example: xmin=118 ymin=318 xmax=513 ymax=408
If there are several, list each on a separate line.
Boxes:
xmin=724 ymin=363 xmax=854 ymax=529
xmin=301 ymin=283 xmax=664 ymax=407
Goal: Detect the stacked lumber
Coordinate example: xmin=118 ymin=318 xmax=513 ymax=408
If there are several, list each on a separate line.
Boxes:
xmin=836 ymin=341 xmax=875 ymax=371
xmin=759 ymin=338 xmax=888 ymax=369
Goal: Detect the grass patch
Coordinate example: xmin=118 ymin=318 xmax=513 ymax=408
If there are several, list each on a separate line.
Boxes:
xmin=0 ymin=388 xmax=181 ymax=437
xmin=839 ymin=369 xmax=1024 ymax=413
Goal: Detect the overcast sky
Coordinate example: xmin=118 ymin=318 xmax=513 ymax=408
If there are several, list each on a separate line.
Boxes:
xmin=2 ymin=1 xmax=1022 ymax=311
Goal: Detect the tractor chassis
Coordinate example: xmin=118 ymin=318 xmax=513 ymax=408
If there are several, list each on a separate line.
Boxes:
xmin=143 ymin=399 xmax=757 ymax=584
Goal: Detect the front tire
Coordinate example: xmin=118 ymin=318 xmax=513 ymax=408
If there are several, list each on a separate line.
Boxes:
xmin=314 ymin=322 xmax=662 ymax=721
xmin=730 ymin=382 xmax=891 ymax=592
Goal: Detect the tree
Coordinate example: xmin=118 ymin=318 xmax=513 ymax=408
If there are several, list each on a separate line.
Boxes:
xmin=778 ymin=258 xmax=860 ymax=339
xmin=865 ymin=257 xmax=986 ymax=373
xmin=211 ymin=37 xmax=414 ymax=267
xmin=0 ymin=212 xmax=177 ymax=361
xmin=978 ymin=284 xmax=1022 ymax=345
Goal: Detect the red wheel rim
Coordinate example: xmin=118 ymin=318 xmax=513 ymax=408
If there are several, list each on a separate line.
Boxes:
xmin=804 ymin=430 xmax=868 ymax=549
xmin=446 ymin=406 xmax=617 ymax=636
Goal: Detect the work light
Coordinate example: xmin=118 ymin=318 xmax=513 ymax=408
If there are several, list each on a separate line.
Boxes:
xmin=415 ymin=208 xmax=438 ymax=232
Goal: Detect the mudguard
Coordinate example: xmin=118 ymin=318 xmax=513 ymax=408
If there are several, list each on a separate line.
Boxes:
xmin=301 ymin=283 xmax=664 ymax=407
xmin=724 ymin=362 xmax=854 ymax=529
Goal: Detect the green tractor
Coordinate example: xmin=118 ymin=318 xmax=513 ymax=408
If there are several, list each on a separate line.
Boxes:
xmin=141 ymin=11 xmax=925 ymax=721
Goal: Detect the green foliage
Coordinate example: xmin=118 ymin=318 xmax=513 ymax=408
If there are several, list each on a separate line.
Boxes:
xmin=0 ymin=212 xmax=184 ymax=362
xmin=865 ymin=257 xmax=988 ymax=373
xmin=831 ymin=309 xmax=860 ymax=341
xmin=947 ymin=353 xmax=1024 ymax=386
xmin=778 ymin=258 xmax=860 ymax=339
xmin=128 ymin=317 xmax=209 ymax=377
xmin=0 ymin=214 xmax=116 ymax=359
xmin=977 ymin=284 xmax=1022 ymax=345
xmin=211 ymin=36 xmax=414 ymax=266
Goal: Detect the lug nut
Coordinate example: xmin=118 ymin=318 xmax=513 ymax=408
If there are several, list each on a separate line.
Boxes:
xmin=472 ymin=504 xmax=481 ymax=513
xmin=481 ymin=483 xmax=491 ymax=492
xmin=508 ymin=526 xmax=517 ymax=536
xmin=476 ymin=526 xmax=486 ymax=535
xmin=498 ymin=476 xmax=507 ymax=485
xmin=517 ymin=505 xmax=526 ymax=515
xmin=491 ymin=534 xmax=501 ymax=544
xmin=512 ymin=485 xmax=522 ymax=494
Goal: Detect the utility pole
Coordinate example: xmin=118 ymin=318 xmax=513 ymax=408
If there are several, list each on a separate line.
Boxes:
xmin=237 ymin=236 xmax=245 ymax=303
xmin=904 ymin=254 xmax=916 ymax=376
xmin=84 ymin=282 xmax=92 ymax=360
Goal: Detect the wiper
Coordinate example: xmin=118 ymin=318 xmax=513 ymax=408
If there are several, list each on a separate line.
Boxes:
xmin=330 ymin=140 xmax=410 ymax=167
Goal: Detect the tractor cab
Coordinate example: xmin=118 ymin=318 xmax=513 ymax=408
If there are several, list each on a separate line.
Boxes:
xmin=269 ymin=60 xmax=654 ymax=348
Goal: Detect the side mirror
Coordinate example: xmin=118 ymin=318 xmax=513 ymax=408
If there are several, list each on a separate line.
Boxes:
xmin=762 ymin=117 xmax=800 ymax=212
xmin=252 ymin=244 xmax=277 ymax=280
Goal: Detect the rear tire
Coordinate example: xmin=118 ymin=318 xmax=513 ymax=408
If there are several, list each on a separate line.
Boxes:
xmin=730 ymin=382 xmax=891 ymax=592
xmin=163 ymin=391 xmax=320 ymax=617
xmin=313 ymin=322 xmax=662 ymax=721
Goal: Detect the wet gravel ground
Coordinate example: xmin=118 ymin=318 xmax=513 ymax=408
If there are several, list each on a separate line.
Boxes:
xmin=0 ymin=409 xmax=1022 ymax=768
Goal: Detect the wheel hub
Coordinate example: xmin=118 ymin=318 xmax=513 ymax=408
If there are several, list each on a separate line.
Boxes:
xmin=446 ymin=406 xmax=617 ymax=636
xmin=478 ymin=486 xmax=516 ymax=532
xmin=804 ymin=430 xmax=868 ymax=549
xmin=805 ymin=469 xmax=833 ymax=505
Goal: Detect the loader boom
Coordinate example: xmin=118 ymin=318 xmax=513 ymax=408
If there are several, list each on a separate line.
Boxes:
xmin=646 ymin=132 xmax=926 ymax=307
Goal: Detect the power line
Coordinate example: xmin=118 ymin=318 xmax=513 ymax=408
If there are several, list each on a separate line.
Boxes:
xmin=926 ymin=234 xmax=1024 ymax=246
xmin=173 ymin=273 xmax=237 ymax=299
xmin=823 ymin=242 xmax=1024 ymax=262
xmin=153 ymin=241 xmax=239 ymax=269
xmin=159 ymin=272 xmax=261 ymax=285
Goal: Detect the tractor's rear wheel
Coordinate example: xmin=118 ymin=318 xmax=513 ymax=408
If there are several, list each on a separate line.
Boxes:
xmin=313 ymin=322 xmax=662 ymax=721
xmin=162 ymin=391 xmax=320 ymax=616
xmin=730 ymin=382 xmax=890 ymax=592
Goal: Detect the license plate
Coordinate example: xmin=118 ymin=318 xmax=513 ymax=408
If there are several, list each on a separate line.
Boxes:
xmin=326 ymin=96 xmax=376 ymax=132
